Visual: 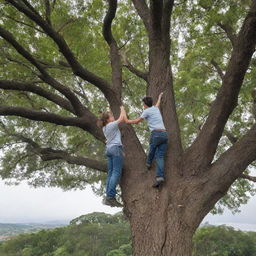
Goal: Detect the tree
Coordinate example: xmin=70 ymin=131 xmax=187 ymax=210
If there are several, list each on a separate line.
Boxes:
xmin=193 ymin=225 xmax=256 ymax=256
xmin=0 ymin=0 xmax=256 ymax=255
xmin=0 ymin=212 xmax=131 ymax=256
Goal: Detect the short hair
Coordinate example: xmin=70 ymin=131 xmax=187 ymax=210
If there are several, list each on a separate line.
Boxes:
xmin=142 ymin=96 xmax=153 ymax=107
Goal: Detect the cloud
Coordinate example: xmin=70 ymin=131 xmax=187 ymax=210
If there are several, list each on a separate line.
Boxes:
xmin=0 ymin=180 xmax=118 ymax=223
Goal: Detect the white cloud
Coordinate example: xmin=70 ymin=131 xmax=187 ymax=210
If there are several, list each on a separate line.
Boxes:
xmin=0 ymin=180 xmax=118 ymax=223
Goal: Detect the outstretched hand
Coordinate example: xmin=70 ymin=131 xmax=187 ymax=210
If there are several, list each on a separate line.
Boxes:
xmin=155 ymin=92 xmax=164 ymax=107
xmin=159 ymin=92 xmax=164 ymax=98
xmin=120 ymin=106 xmax=128 ymax=122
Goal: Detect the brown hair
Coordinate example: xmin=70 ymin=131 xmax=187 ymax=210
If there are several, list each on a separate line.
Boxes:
xmin=97 ymin=111 xmax=111 ymax=128
xmin=142 ymin=96 xmax=153 ymax=107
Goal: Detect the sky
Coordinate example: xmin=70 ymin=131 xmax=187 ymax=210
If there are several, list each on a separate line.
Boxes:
xmin=1 ymin=179 xmax=256 ymax=231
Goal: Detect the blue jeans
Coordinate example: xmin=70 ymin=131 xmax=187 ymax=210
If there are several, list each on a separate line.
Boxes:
xmin=147 ymin=131 xmax=168 ymax=178
xmin=105 ymin=145 xmax=124 ymax=198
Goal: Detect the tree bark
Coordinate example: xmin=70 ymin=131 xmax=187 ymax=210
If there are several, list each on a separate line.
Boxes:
xmin=130 ymin=203 xmax=195 ymax=256
xmin=122 ymin=159 xmax=199 ymax=256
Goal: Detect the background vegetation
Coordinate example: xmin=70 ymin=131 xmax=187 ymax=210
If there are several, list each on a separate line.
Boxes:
xmin=0 ymin=212 xmax=256 ymax=256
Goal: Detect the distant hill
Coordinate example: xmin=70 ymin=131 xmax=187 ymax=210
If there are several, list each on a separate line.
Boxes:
xmin=1 ymin=213 xmax=256 ymax=256
xmin=0 ymin=222 xmax=66 ymax=240
xmin=0 ymin=212 xmax=131 ymax=256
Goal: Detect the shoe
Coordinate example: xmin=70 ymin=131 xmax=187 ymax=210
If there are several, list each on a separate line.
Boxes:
xmin=152 ymin=177 xmax=165 ymax=188
xmin=103 ymin=197 xmax=123 ymax=207
xmin=146 ymin=163 xmax=151 ymax=170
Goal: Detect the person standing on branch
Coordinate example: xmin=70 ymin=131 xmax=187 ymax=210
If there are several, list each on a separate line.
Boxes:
xmin=125 ymin=93 xmax=168 ymax=188
xmin=97 ymin=106 xmax=126 ymax=207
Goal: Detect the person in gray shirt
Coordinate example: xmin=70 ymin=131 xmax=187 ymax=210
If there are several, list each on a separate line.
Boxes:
xmin=98 ymin=106 xmax=126 ymax=207
xmin=125 ymin=93 xmax=168 ymax=188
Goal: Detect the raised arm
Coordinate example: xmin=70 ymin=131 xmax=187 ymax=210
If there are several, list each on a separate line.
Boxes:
xmin=116 ymin=106 xmax=127 ymax=123
xmin=155 ymin=92 xmax=164 ymax=108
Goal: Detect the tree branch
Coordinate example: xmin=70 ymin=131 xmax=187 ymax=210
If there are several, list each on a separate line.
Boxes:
xmin=199 ymin=3 xmax=237 ymax=47
xmin=252 ymin=89 xmax=256 ymax=119
xmin=2 ymin=13 xmax=44 ymax=33
xmin=0 ymin=106 xmax=105 ymax=142
xmin=5 ymin=0 xmax=118 ymax=107
xmin=223 ymin=130 xmax=238 ymax=145
xmin=121 ymin=51 xmax=148 ymax=81
xmin=40 ymin=150 xmax=107 ymax=172
xmin=185 ymin=2 xmax=256 ymax=171
xmin=0 ymin=125 xmax=107 ymax=172
xmin=0 ymin=24 xmax=87 ymax=117
xmin=56 ymin=19 xmax=75 ymax=33
xmin=150 ymin=0 xmax=163 ymax=40
xmin=44 ymin=0 xmax=52 ymax=25
xmin=211 ymin=59 xmax=224 ymax=80
xmin=124 ymin=62 xmax=149 ymax=82
xmin=103 ymin=0 xmax=122 ymax=94
xmin=239 ymin=174 xmax=256 ymax=182
xmin=217 ymin=22 xmax=237 ymax=47
xmin=20 ymin=0 xmax=41 ymax=16
xmin=131 ymin=0 xmax=150 ymax=31
xmin=0 ymin=80 xmax=76 ymax=114
xmin=162 ymin=0 xmax=174 ymax=42
xmin=207 ymin=123 xmax=256 ymax=195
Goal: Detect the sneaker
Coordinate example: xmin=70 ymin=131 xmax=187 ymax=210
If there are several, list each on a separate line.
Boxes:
xmin=103 ymin=197 xmax=123 ymax=207
xmin=152 ymin=177 xmax=165 ymax=188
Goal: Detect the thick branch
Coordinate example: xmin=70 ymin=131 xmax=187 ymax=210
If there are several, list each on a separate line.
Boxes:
xmin=162 ymin=0 xmax=174 ymax=41
xmin=207 ymin=123 xmax=256 ymax=194
xmin=187 ymin=124 xmax=256 ymax=222
xmin=0 ymin=106 xmax=105 ymax=142
xmin=5 ymin=0 xmax=118 ymax=106
xmin=103 ymin=0 xmax=122 ymax=94
xmin=21 ymin=0 xmax=41 ymax=16
xmin=124 ymin=62 xmax=149 ymax=81
xmin=121 ymin=52 xmax=148 ymax=81
xmin=150 ymin=0 xmax=163 ymax=39
xmin=40 ymin=150 xmax=107 ymax=172
xmin=186 ymin=2 xmax=256 ymax=171
xmin=1 ymin=129 xmax=107 ymax=172
xmin=131 ymin=0 xmax=150 ymax=31
xmin=217 ymin=23 xmax=237 ymax=47
xmin=103 ymin=0 xmax=117 ymax=45
xmin=44 ymin=0 xmax=52 ymax=25
xmin=0 ymin=80 xmax=75 ymax=114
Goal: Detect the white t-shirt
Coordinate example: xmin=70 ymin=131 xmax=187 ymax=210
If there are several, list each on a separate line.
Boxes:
xmin=141 ymin=106 xmax=166 ymax=131
xmin=103 ymin=121 xmax=122 ymax=147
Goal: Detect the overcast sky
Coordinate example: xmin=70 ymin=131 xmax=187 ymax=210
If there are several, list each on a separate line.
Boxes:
xmin=1 ymin=180 xmax=256 ymax=231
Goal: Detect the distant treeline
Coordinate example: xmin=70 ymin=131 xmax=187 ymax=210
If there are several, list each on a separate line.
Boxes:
xmin=0 ymin=223 xmax=64 ymax=238
xmin=0 ymin=212 xmax=255 ymax=256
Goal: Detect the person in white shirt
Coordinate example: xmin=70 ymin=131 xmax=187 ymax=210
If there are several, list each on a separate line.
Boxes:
xmin=98 ymin=106 xmax=126 ymax=207
xmin=125 ymin=93 xmax=168 ymax=188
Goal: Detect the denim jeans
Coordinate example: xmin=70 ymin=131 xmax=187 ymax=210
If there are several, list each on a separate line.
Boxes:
xmin=147 ymin=131 xmax=168 ymax=178
xmin=105 ymin=145 xmax=124 ymax=198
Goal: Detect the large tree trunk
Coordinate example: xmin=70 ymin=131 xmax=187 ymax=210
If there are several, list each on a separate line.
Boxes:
xmin=130 ymin=204 xmax=195 ymax=256
xmin=122 ymin=163 xmax=200 ymax=256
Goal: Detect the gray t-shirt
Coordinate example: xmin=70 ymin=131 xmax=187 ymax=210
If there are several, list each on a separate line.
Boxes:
xmin=103 ymin=120 xmax=122 ymax=147
xmin=140 ymin=106 xmax=166 ymax=131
